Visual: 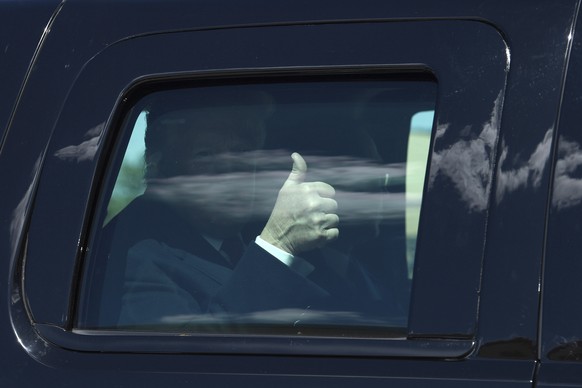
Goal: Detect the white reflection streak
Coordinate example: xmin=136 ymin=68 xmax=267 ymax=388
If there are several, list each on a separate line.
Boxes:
xmin=10 ymin=156 xmax=43 ymax=259
xmin=434 ymin=123 xmax=450 ymax=141
xmin=146 ymin=152 xmax=407 ymax=222
xmin=54 ymin=122 xmax=105 ymax=162
xmin=160 ymin=308 xmax=389 ymax=325
xmin=552 ymin=137 xmax=582 ymax=210
xmin=496 ymin=128 xmax=553 ymax=203
xmin=429 ymin=92 xmax=502 ymax=211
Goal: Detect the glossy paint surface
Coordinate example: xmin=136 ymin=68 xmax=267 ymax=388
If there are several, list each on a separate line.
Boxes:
xmin=0 ymin=0 xmax=580 ymax=386
xmin=537 ymin=3 xmax=582 ymax=386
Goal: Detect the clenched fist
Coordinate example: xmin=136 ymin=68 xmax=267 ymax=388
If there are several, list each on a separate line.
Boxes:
xmin=260 ymin=152 xmax=339 ymax=255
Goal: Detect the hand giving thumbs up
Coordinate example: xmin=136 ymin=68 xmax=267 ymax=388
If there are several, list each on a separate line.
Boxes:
xmin=260 ymin=152 xmax=339 ymax=255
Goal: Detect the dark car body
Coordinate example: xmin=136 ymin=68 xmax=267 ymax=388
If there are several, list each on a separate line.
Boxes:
xmin=2 ymin=0 xmax=582 ymax=386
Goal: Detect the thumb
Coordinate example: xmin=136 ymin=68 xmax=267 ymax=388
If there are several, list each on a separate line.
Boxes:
xmin=286 ymin=152 xmax=307 ymax=184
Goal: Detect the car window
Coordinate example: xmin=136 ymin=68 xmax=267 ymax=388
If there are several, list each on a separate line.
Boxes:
xmin=77 ymin=76 xmax=437 ymax=337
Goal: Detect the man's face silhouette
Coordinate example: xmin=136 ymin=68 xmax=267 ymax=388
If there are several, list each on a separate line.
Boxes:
xmin=145 ymin=109 xmax=266 ymax=238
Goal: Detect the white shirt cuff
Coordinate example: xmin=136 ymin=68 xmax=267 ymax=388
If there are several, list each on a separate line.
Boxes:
xmin=255 ymin=236 xmax=314 ymax=276
xmin=255 ymin=235 xmax=294 ymax=266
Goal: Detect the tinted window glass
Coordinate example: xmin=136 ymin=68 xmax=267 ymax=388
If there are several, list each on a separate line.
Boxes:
xmin=78 ymin=76 xmax=437 ymax=337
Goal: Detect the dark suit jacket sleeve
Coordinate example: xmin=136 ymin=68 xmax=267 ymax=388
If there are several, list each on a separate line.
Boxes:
xmin=119 ymin=240 xmax=330 ymax=326
xmin=118 ymin=239 xmax=231 ymax=326
xmin=211 ymin=242 xmax=330 ymax=314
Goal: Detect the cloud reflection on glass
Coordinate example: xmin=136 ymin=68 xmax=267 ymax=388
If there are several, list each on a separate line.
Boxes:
xmin=145 ymin=150 xmax=406 ymax=225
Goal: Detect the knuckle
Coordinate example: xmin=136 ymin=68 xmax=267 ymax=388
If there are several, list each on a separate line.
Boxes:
xmin=327 ymin=184 xmax=336 ymax=196
xmin=312 ymin=212 xmax=324 ymax=224
xmin=330 ymin=199 xmax=338 ymax=210
xmin=306 ymin=198 xmax=319 ymax=211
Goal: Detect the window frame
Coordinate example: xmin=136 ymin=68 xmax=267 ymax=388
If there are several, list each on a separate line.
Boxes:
xmin=76 ymin=73 xmax=438 ymax=338
xmin=14 ymin=19 xmax=508 ymax=361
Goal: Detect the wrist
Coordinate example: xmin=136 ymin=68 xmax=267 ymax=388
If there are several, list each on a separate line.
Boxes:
xmin=255 ymin=236 xmax=295 ymax=265
xmin=260 ymin=228 xmax=292 ymax=255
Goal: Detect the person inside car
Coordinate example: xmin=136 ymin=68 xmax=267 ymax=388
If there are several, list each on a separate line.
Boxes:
xmin=110 ymin=89 xmax=384 ymax=328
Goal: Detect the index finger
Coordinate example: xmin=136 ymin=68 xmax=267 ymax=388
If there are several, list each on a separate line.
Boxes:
xmin=308 ymin=181 xmax=336 ymax=198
